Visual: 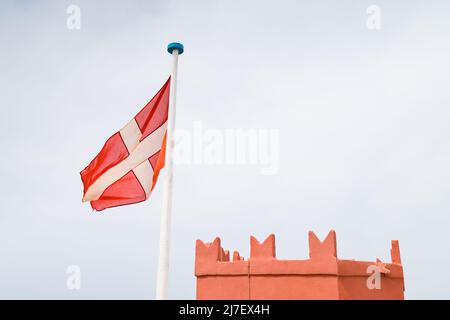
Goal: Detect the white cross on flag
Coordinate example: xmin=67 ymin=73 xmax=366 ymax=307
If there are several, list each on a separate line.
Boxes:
xmin=80 ymin=78 xmax=170 ymax=211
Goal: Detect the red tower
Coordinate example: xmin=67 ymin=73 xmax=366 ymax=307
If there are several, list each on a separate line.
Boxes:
xmin=195 ymin=230 xmax=405 ymax=299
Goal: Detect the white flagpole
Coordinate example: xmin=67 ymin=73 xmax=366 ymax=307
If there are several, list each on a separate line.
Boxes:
xmin=156 ymin=42 xmax=184 ymax=300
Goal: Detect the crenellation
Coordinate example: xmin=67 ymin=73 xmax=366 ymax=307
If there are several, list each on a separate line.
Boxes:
xmin=195 ymin=230 xmax=405 ymax=300
xmin=250 ymin=234 xmax=276 ymax=260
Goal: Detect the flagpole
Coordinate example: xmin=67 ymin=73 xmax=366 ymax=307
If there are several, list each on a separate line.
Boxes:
xmin=155 ymin=42 xmax=184 ymax=300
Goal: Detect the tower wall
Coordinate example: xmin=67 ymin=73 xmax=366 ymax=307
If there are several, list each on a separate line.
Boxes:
xmin=195 ymin=231 xmax=405 ymax=300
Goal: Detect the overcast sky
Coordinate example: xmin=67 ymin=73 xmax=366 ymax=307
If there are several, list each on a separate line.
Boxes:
xmin=1 ymin=0 xmax=450 ymax=299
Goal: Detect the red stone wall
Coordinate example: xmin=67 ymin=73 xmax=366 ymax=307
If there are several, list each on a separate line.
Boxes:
xmin=195 ymin=230 xmax=405 ymax=300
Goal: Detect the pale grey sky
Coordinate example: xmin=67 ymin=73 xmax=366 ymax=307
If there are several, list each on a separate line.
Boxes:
xmin=1 ymin=0 xmax=450 ymax=299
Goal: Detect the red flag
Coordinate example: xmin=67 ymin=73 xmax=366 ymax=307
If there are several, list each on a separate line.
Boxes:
xmin=80 ymin=78 xmax=170 ymax=211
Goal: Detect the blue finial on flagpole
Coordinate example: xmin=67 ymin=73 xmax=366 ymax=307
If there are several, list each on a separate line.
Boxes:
xmin=167 ymin=42 xmax=184 ymax=55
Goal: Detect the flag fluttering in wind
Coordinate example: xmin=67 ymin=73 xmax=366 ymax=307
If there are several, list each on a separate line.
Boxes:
xmin=80 ymin=78 xmax=170 ymax=211
xmin=80 ymin=41 xmax=183 ymax=299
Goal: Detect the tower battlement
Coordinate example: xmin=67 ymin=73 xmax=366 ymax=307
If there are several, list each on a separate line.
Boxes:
xmin=195 ymin=230 xmax=405 ymax=300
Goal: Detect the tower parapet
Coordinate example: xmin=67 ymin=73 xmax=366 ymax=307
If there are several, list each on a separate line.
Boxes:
xmin=195 ymin=230 xmax=405 ymax=300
